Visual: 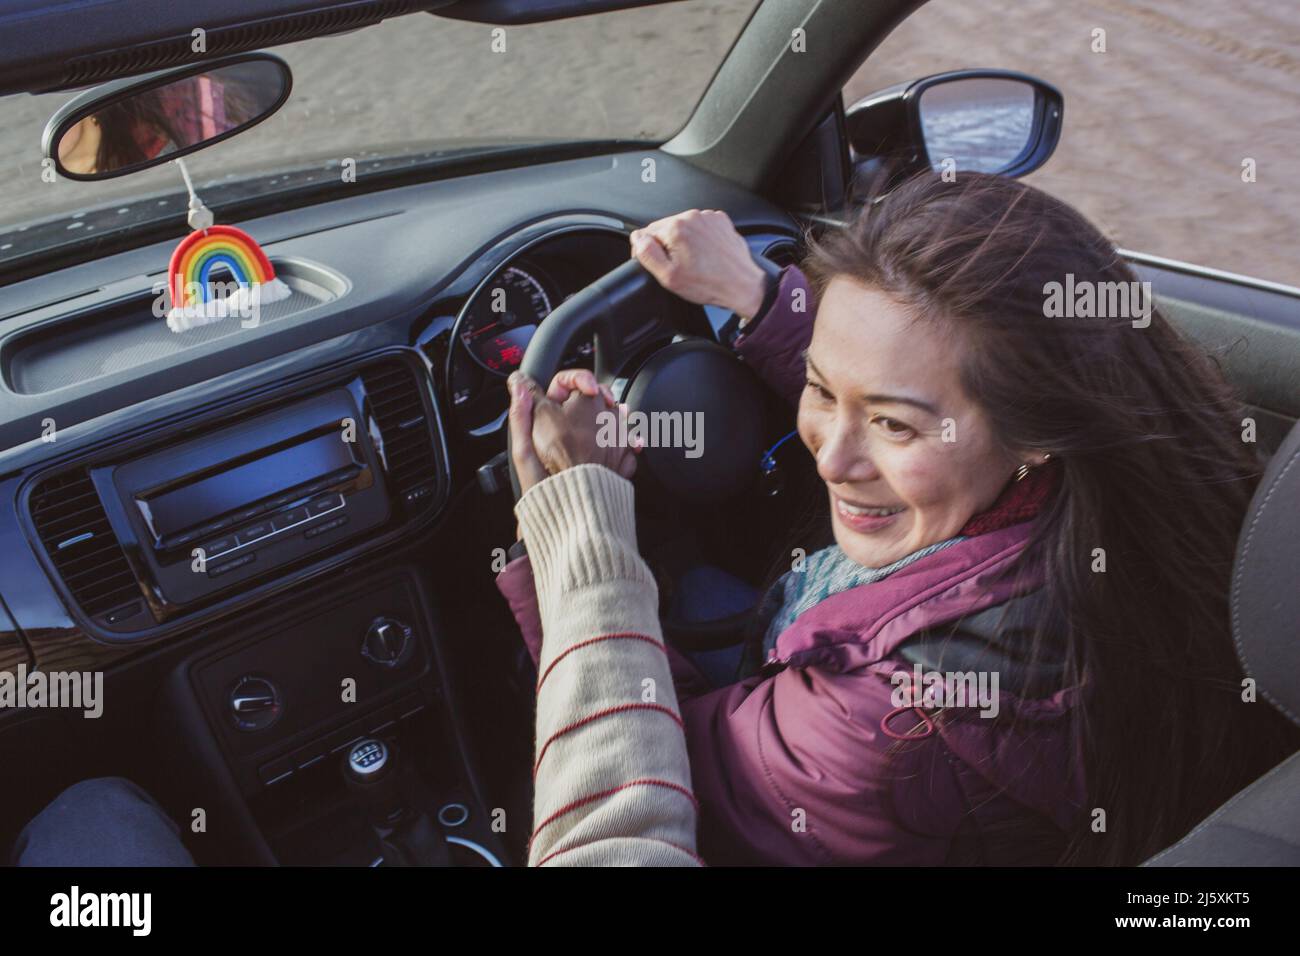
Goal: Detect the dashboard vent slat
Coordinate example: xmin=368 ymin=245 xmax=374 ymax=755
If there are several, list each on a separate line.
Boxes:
xmin=361 ymin=360 xmax=439 ymax=513
xmin=29 ymin=471 xmax=140 ymax=618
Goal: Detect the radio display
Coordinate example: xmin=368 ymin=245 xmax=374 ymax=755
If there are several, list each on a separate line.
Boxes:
xmin=140 ymin=431 xmax=357 ymax=539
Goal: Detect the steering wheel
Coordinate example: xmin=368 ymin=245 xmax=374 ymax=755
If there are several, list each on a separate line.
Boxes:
xmin=509 ymin=258 xmax=768 ymax=504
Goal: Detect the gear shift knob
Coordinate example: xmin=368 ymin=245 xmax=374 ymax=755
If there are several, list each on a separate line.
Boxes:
xmin=347 ymin=738 xmax=391 ymax=779
xmin=343 ymin=738 xmax=406 ymax=828
xmin=343 ymin=736 xmax=453 ymax=866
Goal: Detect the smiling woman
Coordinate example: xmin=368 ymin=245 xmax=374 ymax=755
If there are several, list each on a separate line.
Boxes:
xmin=798 ymin=281 xmax=1031 ymax=569
xmin=793 ymin=174 xmax=1300 ymax=863
xmin=497 ymin=176 xmax=1300 ymax=867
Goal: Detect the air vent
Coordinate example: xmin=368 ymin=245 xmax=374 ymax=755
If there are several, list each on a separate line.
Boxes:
xmin=29 ymin=471 xmax=141 ymax=619
xmin=361 ymin=361 xmax=440 ymax=511
xmin=54 ymin=1 xmax=425 ymax=91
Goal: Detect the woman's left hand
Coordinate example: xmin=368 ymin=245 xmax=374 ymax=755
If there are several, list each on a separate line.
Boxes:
xmin=507 ymin=369 xmax=639 ymax=499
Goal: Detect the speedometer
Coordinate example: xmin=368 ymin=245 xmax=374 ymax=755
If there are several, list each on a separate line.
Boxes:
xmin=459 ymin=266 xmax=553 ymax=376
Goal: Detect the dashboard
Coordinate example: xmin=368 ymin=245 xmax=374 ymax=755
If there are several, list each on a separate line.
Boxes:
xmin=460 ymin=265 xmax=561 ymax=375
xmin=444 ymin=227 xmax=626 ymax=434
xmin=441 ymin=225 xmax=736 ymax=435
xmin=0 ymin=148 xmax=799 ymax=679
xmin=0 ymin=146 xmax=800 ymax=862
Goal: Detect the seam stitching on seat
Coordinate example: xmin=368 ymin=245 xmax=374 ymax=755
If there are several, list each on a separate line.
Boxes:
xmin=1231 ymin=445 xmax=1300 ymax=725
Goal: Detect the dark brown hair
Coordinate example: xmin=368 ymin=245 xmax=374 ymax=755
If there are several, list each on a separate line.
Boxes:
xmin=93 ymin=94 xmax=180 ymax=174
xmin=801 ymin=171 xmax=1298 ymax=865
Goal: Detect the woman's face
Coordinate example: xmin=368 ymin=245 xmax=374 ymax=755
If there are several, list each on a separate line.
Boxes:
xmin=56 ymin=116 xmax=101 ymax=174
xmin=798 ymin=277 xmax=1026 ymax=568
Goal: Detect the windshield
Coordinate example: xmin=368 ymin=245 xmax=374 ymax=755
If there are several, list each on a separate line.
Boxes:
xmin=0 ymin=0 xmax=759 ymax=269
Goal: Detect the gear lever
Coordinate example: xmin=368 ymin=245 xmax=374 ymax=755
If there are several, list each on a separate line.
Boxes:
xmin=343 ymin=738 xmax=406 ymax=828
xmin=342 ymin=737 xmax=450 ymax=866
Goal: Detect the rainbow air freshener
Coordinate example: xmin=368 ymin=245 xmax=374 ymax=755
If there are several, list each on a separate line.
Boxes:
xmin=166 ymin=224 xmax=291 ymax=333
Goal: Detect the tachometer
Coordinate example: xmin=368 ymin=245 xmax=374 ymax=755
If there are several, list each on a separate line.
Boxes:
xmin=459 ymin=266 xmax=553 ymax=376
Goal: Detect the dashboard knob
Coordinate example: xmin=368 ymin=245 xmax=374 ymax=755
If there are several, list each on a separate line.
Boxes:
xmin=362 ymin=616 xmax=414 ymax=668
xmin=229 ymin=675 xmax=281 ymax=732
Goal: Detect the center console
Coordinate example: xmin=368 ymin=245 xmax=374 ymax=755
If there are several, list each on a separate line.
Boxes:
xmin=111 ymin=387 xmax=390 ymax=610
xmin=171 ymin=564 xmax=507 ymax=866
xmin=19 ymin=349 xmax=509 ymax=865
xmin=24 ymin=350 xmax=447 ymax=638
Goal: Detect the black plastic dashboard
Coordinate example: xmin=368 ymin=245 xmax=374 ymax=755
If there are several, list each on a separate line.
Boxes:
xmin=0 ymin=147 xmax=799 ymax=671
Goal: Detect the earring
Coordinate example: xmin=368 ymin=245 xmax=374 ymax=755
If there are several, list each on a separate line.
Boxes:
xmin=1016 ymin=453 xmax=1053 ymax=481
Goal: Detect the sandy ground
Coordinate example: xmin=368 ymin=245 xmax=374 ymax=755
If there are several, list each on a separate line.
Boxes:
xmin=0 ymin=0 xmax=1295 ymax=286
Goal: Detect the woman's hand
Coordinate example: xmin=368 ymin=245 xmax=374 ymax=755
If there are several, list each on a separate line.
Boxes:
xmin=508 ymin=368 xmax=639 ymax=499
xmin=631 ymin=209 xmax=768 ymax=320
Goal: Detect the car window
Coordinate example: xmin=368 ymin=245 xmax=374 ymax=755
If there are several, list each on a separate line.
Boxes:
xmin=0 ymin=0 xmax=759 ymax=258
xmin=844 ymin=0 xmax=1298 ymax=287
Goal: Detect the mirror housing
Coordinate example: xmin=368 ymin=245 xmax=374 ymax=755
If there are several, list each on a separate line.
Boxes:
xmin=432 ymin=0 xmax=687 ymax=25
xmin=42 ymin=53 xmax=292 ymax=182
xmin=845 ymin=68 xmax=1062 ymax=189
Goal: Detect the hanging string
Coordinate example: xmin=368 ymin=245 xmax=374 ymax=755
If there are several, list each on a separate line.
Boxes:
xmin=172 ymin=157 xmax=212 ymax=236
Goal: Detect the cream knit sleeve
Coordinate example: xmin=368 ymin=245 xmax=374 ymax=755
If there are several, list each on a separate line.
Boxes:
xmin=514 ymin=463 xmax=701 ymax=867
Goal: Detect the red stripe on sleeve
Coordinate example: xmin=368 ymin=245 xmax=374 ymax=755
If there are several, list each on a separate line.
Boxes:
xmin=535 ymin=632 xmax=666 ymax=692
xmin=535 ymin=836 xmax=705 ymax=867
xmin=529 ymin=778 xmax=699 ymax=849
xmin=533 ymin=702 xmax=684 ymax=778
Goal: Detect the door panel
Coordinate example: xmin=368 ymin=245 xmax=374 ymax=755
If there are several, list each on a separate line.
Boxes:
xmin=1129 ymin=252 xmax=1300 ymax=457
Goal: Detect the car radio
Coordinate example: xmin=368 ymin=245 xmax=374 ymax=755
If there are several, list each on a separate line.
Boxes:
xmin=109 ymin=387 xmax=391 ymax=614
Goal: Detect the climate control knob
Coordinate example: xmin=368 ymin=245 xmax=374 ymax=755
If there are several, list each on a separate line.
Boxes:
xmin=229 ymin=675 xmax=281 ymax=732
xmin=362 ymin=617 xmax=414 ymax=668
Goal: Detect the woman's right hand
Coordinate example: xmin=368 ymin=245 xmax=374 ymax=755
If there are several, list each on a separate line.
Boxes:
xmin=508 ymin=369 xmax=638 ymax=500
xmin=631 ymin=209 xmax=768 ymax=320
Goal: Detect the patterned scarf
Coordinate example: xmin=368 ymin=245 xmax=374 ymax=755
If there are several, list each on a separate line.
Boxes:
xmin=757 ymin=462 xmax=1060 ymax=658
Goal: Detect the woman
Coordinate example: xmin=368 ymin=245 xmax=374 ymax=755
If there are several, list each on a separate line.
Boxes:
xmin=56 ymin=95 xmax=180 ymax=176
xmin=56 ymin=71 xmax=258 ymax=176
xmin=501 ymin=171 xmax=1299 ymax=866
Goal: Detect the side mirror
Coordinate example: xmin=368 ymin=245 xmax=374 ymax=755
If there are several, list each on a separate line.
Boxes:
xmin=845 ymin=69 xmax=1062 ymax=185
xmin=42 ymin=53 xmax=292 ymax=181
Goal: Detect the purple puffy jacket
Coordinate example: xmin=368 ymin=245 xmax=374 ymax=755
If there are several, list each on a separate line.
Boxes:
xmin=497 ymin=267 xmax=1087 ymax=865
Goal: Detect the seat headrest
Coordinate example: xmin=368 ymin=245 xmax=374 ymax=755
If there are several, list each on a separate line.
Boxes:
xmin=1232 ymin=419 xmax=1300 ymax=726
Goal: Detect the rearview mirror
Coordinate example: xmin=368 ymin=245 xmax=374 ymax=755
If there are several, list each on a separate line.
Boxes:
xmin=846 ymin=69 xmax=1063 ymax=185
xmin=42 ymin=53 xmax=292 ymax=181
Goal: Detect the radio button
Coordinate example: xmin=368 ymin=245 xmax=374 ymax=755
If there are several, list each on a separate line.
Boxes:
xmin=204 ymin=535 xmax=237 ymax=557
xmin=236 ymin=521 xmax=274 ymax=544
xmin=209 ymin=553 xmax=256 ymax=578
xmin=196 ymin=516 xmax=233 ymax=537
xmin=273 ymin=506 xmax=309 ymax=530
xmin=307 ymin=494 xmax=342 ymax=516
xmin=304 ymin=515 xmax=348 ymax=539
xmin=168 ymin=528 xmax=202 ymax=548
